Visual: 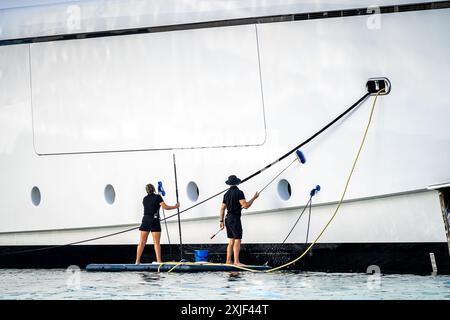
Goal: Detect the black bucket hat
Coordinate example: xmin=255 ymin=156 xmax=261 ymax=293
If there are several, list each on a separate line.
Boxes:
xmin=225 ymin=175 xmax=241 ymax=186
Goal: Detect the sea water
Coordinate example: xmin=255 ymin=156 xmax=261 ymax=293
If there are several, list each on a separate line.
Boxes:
xmin=0 ymin=269 xmax=449 ymax=300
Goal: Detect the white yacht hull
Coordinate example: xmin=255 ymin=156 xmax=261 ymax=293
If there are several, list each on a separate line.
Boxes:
xmin=0 ymin=1 xmax=449 ymax=273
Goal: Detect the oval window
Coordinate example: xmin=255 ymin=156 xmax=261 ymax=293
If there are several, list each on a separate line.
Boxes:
xmin=31 ymin=186 xmax=41 ymax=206
xmin=104 ymin=184 xmax=116 ymax=205
xmin=187 ymin=181 xmax=199 ymax=202
xmin=277 ymin=179 xmax=292 ymax=201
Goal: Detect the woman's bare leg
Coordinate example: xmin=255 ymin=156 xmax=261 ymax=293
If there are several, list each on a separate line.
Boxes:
xmin=226 ymin=239 xmax=235 ymax=264
xmin=135 ymin=231 xmax=149 ymax=264
xmin=152 ymin=232 xmax=162 ymax=263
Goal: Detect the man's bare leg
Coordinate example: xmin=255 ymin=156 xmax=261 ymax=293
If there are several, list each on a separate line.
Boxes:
xmin=226 ymin=239 xmax=235 ymax=264
xmin=233 ymin=239 xmax=246 ymax=266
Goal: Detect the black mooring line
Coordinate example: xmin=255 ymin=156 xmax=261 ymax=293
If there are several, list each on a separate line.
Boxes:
xmin=161 ymin=92 xmax=370 ymax=222
xmin=241 ymin=92 xmax=371 ymax=184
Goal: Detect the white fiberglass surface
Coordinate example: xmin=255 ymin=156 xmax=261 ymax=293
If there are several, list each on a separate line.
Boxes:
xmin=30 ymin=24 xmax=266 ymax=154
xmin=256 ymin=9 xmax=450 ymax=203
xmin=0 ymin=9 xmax=449 ymax=240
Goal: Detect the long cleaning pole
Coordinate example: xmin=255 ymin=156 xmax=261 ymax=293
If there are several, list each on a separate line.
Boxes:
xmin=173 ymin=154 xmax=183 ymax=261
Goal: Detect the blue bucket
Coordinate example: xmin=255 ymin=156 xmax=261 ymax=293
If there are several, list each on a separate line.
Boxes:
xmin=194 ymin=250 xmax=208 ymax=262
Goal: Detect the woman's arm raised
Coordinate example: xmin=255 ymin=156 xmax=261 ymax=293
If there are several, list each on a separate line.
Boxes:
xmin=160 ymin=202 xmax=180 ymax=210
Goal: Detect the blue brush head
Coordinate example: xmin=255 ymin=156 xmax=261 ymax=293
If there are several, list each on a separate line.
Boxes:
xmin=296 ymin=149 xmax=306 ymax=164
xmin=158 ymin=181 xmax=166 ymax=196
xmin=310 ymin=185 xmax=321 ymax=197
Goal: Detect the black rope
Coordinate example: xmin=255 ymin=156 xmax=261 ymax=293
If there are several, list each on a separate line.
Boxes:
xmin=0 ymin=92 xmax=369 ymax=257
xmin=282 ymin=196 xmax=312 ymax=244
xmin=162 ymin=92 xmax=370 ymax=222
xmin=240 ymin=92 xmax=370 ymax=184
xmin=161 ymin=188 xmax=228 ymax=222
xmin=305 ymin=198 xmax=313 ymax=244
xmin=0 ymin=226 xmax=137 ymax=257
xmin=184 ymin=244 xmax=212 ymax=251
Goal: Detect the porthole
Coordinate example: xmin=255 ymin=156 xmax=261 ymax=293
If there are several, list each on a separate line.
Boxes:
xmin=104 ymin=184 xmax=116 ymax=205
xmin=187 ymin=181 xmax=199 ymax=202
xmin=31 ymin=186 xmax=41 ymax=206
xmin=278 ymin=179 xmax=292 ymax=201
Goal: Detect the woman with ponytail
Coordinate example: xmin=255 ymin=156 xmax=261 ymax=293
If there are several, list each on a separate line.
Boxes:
xmin=135 ymin=183 xmax=179 ymax=264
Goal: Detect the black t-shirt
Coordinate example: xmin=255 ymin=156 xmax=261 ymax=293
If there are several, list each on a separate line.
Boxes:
xmin=143 ymin=194 xmax=164 ymax=218
xmin=223 ymin=186 xmax=245 ymax=217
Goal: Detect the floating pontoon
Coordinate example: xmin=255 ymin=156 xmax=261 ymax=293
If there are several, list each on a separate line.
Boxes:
xmin=86 ymin=262 xmax=271 ymax=272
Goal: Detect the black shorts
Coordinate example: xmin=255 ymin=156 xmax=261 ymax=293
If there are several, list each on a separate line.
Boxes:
xmin=139 ymin=215 xmax=161 ymax=232
xmin=225 ymin=215 xmax=242 ymax=239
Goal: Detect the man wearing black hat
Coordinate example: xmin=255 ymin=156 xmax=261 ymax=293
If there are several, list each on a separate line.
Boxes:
xmin=219 ymin=175 xmax=259 ymax=266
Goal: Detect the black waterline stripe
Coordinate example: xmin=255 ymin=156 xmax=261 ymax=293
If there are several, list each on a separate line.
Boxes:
xmin=1 ymin=1 xmax=450 ymax=46
xmin=1 ymin=243 xmax=449 ymax=274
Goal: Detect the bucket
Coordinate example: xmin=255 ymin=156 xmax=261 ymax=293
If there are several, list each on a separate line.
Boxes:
xmin=194 ymin=250 xmax=208 ymax=262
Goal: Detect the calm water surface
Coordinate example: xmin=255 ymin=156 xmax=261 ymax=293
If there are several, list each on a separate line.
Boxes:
xmin=0 ymin=269 xmax=449 ymax=300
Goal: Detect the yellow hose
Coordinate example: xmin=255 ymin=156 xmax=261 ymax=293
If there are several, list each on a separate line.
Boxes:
xmin=156 ymin=261 xmax=262 ymax=273
xmin=159 ymin=90 xmax=383 ymax=273
xmin=266 ymin=89 xmax=383 ymax=272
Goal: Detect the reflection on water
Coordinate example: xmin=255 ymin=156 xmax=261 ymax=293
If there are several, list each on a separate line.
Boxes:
xmin=228 ymin=272 xmax=242 ymax=281
xmin=0 ymin=269 xmax=449 ymax=300
xmin=140 ymin=273 xmax=161 ymax=283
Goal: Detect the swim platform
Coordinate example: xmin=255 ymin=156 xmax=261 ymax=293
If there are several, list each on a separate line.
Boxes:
xmin=86 ymin=262 xmax=271 ymax=272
